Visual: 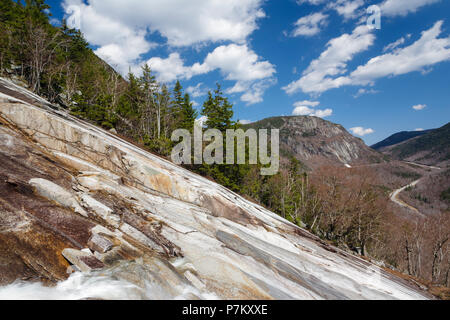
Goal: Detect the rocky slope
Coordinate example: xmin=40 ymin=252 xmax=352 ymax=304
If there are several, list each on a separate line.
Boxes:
xmin=0 ymin=78 xmax=432 ymax=300
xmin=243 ymin=116 xmax=384 ymax=169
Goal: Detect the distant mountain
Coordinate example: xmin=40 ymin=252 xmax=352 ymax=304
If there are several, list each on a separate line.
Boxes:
xmin=377 ymin=123 xmax=450 ymax=166
xmin=242 ymin=116 xmax=384 ymax=169
xmin=371 ymin=130 xmax=433 ymax=150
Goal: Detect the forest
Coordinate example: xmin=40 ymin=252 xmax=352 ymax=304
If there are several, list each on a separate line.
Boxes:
xmin=0 ymin=0 xmax=448 ymax=293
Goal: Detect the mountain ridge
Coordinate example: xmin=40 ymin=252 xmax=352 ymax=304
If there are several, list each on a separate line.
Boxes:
xmin=375 ymin=123 xmax=450 ymax=166
xmin=371 ymin=129 xmax=434 ymax=150
xmin=242 ymin=115 xmax=385 ymax=169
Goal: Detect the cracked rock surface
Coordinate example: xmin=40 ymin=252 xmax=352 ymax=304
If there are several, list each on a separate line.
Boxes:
xmin=0 ymin=78 xmax=433 ymax=299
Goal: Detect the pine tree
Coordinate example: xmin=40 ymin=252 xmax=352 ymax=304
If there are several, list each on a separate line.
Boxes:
xmin=171 ymin=80 xmax=186 ymax=129
xmin=173 ymin=80 xmax=184 ymax=106
xmin=139 ymin=64 xmax=158 ymax=138
xmin=180 ymin=93 xmax=198 ymax=132
xmin=201 ymin=83 xmax=234 ymax=132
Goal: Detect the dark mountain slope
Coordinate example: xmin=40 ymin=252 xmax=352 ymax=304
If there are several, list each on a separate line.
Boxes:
xmin=379 ymin=123 xmax=450 ymax=166
xmin=371 ymin=130 xmax=433 ymax=150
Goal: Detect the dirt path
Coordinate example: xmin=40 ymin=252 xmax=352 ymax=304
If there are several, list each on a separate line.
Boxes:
xmin=389 ymin=162 xmax=441 ymax=215
xmin=390 ymin=179 xmax=422 ymax=214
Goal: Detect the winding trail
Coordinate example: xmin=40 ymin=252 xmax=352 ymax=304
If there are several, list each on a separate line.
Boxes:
xmin=389 ymin=162 xmax=441 ymax=215
xmin=390 ymin=179 xmax=421 ymax=214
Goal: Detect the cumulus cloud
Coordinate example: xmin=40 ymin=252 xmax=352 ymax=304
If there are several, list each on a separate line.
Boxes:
xmin=296 ymin=0 xmax=327 ymax=5
xmin=238 ymin=78 xmax=278 ymax=105
xmin=349 ymin=21 xmax=450 ymax=86
xmin=297 ymin=0 xmax=364 ymax=19
xmin=292 ymin=101 xmax=332 ymax=118
xmin=353 ymin=88 xmax=379 ymax=98
xmin=146 ymin=53 xmax=194 ymax=83
xmin=294 ymin=100 xmax=320 ymax=107
xmin=201 ymin=44 xmax=276 ymax=82
xmin=379 ymin=0 xmax=441 ymax=17
xmin=284 ymin=20 xmax=450 ymax=95
xmin=186 ymin=83 xmax=208 ymax=98
xmin=350 ymin=127 xmax=374 ymax=136
xmin=412 ymin=104 xmax=427 ymax=110
xmin=292 ymin=12 xmax=329 ymax=37
xmin=147 ymin=44 xmax=275 ymax=82
xmin=147 ymin=44 xmax=276 ymax=104
xmin=383 ymin=37 xmax=407 ymax=52
xmin=64 ymin=0 xmax=265 ymax=46
xmin=63 ymin=0 xmax=156 ymax=75
xmin=298 ymin=0 xmax=440 ymax=18
xmin=283 ymin=25 xmax=375 ymax=95
xmin=415 ymin=128 xmax=425 ymax=131
xmin=63 ymin=0 xmax=267 ymax=76
xmin=328 ymin=0 xmax=365 ymax=19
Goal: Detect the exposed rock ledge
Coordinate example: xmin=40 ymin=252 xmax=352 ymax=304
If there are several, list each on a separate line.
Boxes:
xmin=0 ymin=78 xmax=432 ymax=299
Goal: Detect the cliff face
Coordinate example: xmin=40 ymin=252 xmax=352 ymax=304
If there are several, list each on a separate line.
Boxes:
xmin=0 ymin=78 xmax=431 ymax=300
xmin=244 ymin=116 xmax=384 ymax=169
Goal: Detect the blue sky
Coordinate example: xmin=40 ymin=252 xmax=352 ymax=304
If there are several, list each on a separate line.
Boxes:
xmin=46 ymin=0 xmax=450 ymax=145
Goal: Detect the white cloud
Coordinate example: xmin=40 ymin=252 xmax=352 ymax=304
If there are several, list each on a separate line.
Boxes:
xmin=186 ymin=83 xmax=208 ymax=98
xmin=412 ymin=104 xmax=427 ymax=110
xmin=147 ymin=44 xmax=275 ymax=82
xmin=349 ymin=21 xmax=450 ymax=86
xmin=350 ymin=127 xmax=375 ymax=136
xmin=292 ymin=101 xmax=332 ymax=118
xmin=297 ymin=0 xmax=364 ymax=19
xmin=63 ymin=0 xmax=156 ymax=75
xmin=50 ymin=18 xmax=61 ymax=26
xmin=383 ymin=37 xmax=406 ymax=52
xmin=64 ymin=0 xmax=265 ymax=46
xmin=294 ymin=100 xmax=320 ymax=107
xmin=285 ymin=20 xmax=450 ymax=95
xmin=292 ymin=12 xmax=329 ymax=37
xmin=328 ymin=0 xmax=365 ymax=19
xmin=63 ymin=0 xmax=266 ymax=75
xmin=353 ymin=88 xmax=379 ymax=98
xmin=296 ymin=0 xmax=327 ymax=5
xmin=298 ymin=0 xmax=439 ymax=21
xmin=313 ymin=108 xmax=334 ymax=117
xmin=201 ymin=44 xmax=276 ymax=82
xmin=283 ymin=25 xmax=375 ymax=95
xmin=145 ymin=53 xmax=192 ymax=83
xmin=147 ymin=44 xmax=276 ymax=104
xmin=236 ymin=78 xmax=278 ymax=105
xmin=415 ymin=128 xmax=424 ymax=131
xmin=239 ymin=120 xmax=254 ymax=124
xmin=379 ymin=0 xmax=441 ymax=17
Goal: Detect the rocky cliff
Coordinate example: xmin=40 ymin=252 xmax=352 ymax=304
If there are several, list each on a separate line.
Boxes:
xmin=0 ymin=78 xmax=432 ymax=300
xmin=243 ymin=116 xmax=384 ymax=169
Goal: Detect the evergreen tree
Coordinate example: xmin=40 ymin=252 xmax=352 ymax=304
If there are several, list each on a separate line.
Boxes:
xmin=201 ymin=83 xmax=234 ymax=132
xmin=139 ymin=64 xmax=158 ymax=138
xmin=173 ymin=80 xmax=184 ymax=106
xmin=180 ymin=93 xmax=197 ymax=132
